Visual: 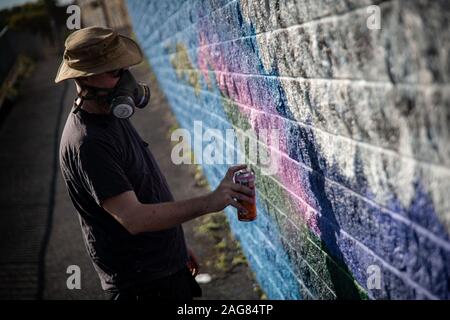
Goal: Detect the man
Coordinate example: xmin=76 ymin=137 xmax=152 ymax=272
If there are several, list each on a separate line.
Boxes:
xmin=55 ymin=27 xmax=254 ymax=300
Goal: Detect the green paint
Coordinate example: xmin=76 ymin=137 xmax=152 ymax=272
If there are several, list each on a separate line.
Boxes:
xmin=170 ymin=43 xmax=201 ymax=96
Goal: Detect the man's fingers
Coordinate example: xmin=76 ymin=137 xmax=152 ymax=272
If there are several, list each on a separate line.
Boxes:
xmin=191 ymin=254 xmax=199 ymax=269
xmin=230 ymin=183 xmax=254 ymax=196
xmin=228 ymin=197 xmax=248 ymax=213
xmin=187 ymin=248 xmax=200 ymax=277
xmin=187 ymin=260 xmax=198 ymax=277
xmin=231 ymin=191 xmax=254 ymax=204
xmin=226 ymin=164 xmax=248 ymax=179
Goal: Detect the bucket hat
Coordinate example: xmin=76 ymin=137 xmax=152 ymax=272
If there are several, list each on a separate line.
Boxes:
xmin=55 ymin=26 xmax=143 ymax=83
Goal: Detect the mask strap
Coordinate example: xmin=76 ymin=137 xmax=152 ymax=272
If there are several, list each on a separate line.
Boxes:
xmin=72 ymin=95 xmax=84 ymax=114
xmin=73 ymin=79 xmax=113 ymax=116
xmin=73 ymin=79 xmax=86 ymax=114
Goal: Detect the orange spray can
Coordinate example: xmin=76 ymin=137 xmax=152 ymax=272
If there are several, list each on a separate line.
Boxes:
xmin=233 ymin=168 xmax=257 ymax=221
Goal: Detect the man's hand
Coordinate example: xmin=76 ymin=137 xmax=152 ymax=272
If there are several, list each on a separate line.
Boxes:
xmin=101 ymin=164 xmax=255 ymax=235
xmin=186 ymin=247 xmax=199 ymax=277
xmin=206 ymin=164 xmax=255 ymax=214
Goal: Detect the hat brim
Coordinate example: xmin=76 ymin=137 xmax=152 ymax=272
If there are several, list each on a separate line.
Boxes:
xmin=54 ymin=35 xmax=144 ymax=83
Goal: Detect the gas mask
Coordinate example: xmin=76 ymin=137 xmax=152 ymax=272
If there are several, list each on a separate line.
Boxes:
xmin=75 ymin=69 xmax=150 ymax=119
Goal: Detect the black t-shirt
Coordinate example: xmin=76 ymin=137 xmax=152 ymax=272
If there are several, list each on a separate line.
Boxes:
xmin=59 ymin=107 xmax=188 ymax=291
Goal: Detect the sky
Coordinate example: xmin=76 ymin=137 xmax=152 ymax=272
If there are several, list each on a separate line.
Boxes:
xmin=0 ymin=0 xmax=74 ymax=10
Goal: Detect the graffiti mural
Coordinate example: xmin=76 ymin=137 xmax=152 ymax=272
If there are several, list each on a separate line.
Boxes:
xmin=127 ymin=0 xmax=450 ymax=299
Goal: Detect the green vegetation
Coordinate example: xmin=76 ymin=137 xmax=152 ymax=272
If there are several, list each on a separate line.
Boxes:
xmin=0 ymin=55 xmax=35 ymax=110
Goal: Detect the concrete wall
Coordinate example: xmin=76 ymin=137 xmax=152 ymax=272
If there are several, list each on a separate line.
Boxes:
xmin=127 ymin=0 xmax=450 ymax=299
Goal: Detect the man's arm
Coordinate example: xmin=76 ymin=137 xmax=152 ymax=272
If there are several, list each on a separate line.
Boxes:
xmin=102 ymin=165 xmax=255 ymax=235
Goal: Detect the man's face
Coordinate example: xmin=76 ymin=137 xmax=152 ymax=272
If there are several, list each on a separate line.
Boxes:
xmin=79 ymin=69 xmax=122 ymax=90
xmin=76 ymin=70 xmax=123 ymax=110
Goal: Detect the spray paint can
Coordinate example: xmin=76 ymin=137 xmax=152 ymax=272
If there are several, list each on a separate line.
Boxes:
xmin=233 ymin=168 xmax=257 ymax=222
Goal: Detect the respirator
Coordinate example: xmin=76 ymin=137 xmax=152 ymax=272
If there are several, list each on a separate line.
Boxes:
xmin=75 ymin=69 xmax=150 ymax=119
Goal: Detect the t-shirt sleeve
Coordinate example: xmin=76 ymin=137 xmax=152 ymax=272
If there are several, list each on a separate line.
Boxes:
xmin=79 ymin=139 xmax=133 ymax=206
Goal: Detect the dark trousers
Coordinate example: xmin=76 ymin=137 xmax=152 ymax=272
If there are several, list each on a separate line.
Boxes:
xmin=107 ymin=267 xmax=202 ymax=301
